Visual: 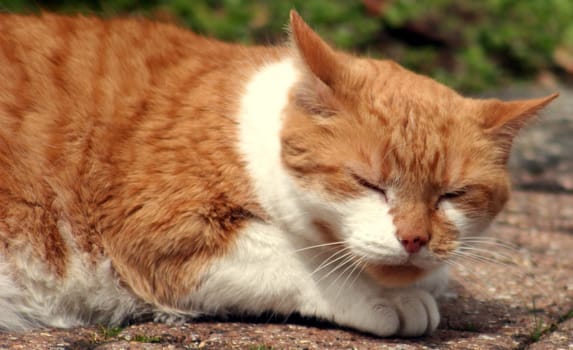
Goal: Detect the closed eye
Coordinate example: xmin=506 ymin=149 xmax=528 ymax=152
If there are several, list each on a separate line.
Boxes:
xmin=352 ymin=174 xmax=387 ymax=199
xmin=439 ymin=189 xmax=467 ymax=202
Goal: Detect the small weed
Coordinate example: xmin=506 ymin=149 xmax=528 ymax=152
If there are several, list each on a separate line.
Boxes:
xmin=529 ymin=323 xmax=544 ymax=342
xmin=529 ymin=321 xmax=557 ymax=343
xmin=558 ymin=308 xmax=573 ymax=322
xmin=133 ymin=334 xmax=162 ymax=343
xmin=528 ymin=297 xmax=557 ymax=343
xmin=529 ymin=297 xmax=544 ymax=342
xmin=531 ymin=308 xmax=573 ymax=342
xmin=99 ymin=325 xmax=123 ymax=340
xmin=249 ymin=345 xmax=274 ymax=350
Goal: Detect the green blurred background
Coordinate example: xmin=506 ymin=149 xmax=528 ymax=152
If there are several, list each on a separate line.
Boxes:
xmin=2 ymin=0 xmax=573 ymax=92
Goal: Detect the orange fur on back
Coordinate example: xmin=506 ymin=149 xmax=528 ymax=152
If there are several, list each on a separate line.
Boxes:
xmin=0 ymin=13 xmax=280 ymax=307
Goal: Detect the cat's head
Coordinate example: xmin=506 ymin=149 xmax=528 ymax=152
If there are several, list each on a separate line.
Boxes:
xmin=281 ymin=11 xmax=558 ymax=286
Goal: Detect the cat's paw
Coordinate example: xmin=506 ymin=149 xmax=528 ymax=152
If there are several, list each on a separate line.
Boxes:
xmin=390 ymin=289 xmax=440 ymax=337
xmin=358 ymin=289 xmax=439 ymax=337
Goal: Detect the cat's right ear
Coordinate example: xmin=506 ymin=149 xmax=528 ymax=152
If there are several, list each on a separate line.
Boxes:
xmin=289 ymin=10 xmax=341 ymax=88
xmin=478 ymin=93 xmax=558 ymax=162
xmin=480 ymin=93 xmax=558 ymax=137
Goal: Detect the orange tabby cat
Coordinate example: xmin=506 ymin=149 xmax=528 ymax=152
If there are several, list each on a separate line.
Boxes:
xmin=0 ymin=10 xmax=557 ymax=336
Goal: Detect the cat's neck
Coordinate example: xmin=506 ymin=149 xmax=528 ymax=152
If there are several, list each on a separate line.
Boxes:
xmin=237 ymin=57 xmax=311 ymax=235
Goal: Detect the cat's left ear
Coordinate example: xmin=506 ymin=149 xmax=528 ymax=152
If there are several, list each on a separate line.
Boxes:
xmin=289 ymin=10 xmax=341 ymax=87
xmin=289 ymin=10 xmax=347 ymax=116
xmin=480 ymin=93 xmax=559 ymax=138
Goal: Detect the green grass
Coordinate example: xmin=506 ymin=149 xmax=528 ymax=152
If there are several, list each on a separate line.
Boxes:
xmin=99 ymin=325 xmax=123 ymax=340
xmin=249 ymin=345 xmax=274 ymax=350
xmin=558 ymin=309 xmax=573 ymax=322
xmin=95 ymin=326 xmax=163 ymax=344
xmin=526 ymin=298 xmax=573 ymax=343
xmin=132 ymin=334 xmax=162 ymax=343
xmin=531 ymin=308 xmax=573 ymax=342
xmin=529 ymin=321 xmax=556 ymax=343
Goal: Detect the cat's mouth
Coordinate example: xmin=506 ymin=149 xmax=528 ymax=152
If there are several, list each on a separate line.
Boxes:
xmin=364 ymin=263 xmax=428 ymax=287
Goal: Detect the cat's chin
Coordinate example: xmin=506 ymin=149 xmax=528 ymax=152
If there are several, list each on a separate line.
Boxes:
xmin=364 ymin=264 xmax=428 ymax=287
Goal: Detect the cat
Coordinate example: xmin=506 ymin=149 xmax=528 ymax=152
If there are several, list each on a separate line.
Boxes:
xmin=0 ymin=10 xmax=557 ymax=337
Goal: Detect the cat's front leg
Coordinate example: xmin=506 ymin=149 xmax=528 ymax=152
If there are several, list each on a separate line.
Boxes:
xmin=302 ymin=269 xmax=441 ymax=337
xmin=183 ymin=221 xmax=440 ymax=337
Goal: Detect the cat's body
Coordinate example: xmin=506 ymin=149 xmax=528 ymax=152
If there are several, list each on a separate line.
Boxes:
xmin=0 ymin=11 xmax=556 ymax=336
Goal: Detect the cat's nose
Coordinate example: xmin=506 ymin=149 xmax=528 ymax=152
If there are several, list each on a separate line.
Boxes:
xmin=398 ymin=232 xmax=428 ymax=254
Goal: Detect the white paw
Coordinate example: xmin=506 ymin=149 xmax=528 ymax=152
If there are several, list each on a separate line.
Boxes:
xmin=339 ymin=289 xmax=439 ymax=337
xmin=390 ymin=289 xmax=440 ymax=337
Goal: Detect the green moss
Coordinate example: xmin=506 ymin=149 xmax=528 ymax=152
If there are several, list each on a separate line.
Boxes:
xmin=249 ymin=345 xmax=274 ymax=350
xmin=133 ymin=334 xmax=162 ymax=343
xmin=99 ymin=325 xmax=123 ymax=340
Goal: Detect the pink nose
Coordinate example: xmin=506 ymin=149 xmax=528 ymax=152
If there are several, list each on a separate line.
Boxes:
xmin=399 ymin=235 xmax=428 ymax=254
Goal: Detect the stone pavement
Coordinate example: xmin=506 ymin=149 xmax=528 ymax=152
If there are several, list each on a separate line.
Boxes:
xmin=0 ymin=85 xmax=571 ymax=349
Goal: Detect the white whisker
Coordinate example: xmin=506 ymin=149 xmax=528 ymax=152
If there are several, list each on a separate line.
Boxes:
xmin=340 ymin=256 xmax=366 ymax=292
xmin=290 ymin=241 xmax=346 ymax=254
xmin=314 ymin=252 xmax=355 ymax=283
xmin=450 ymin=251 xmax=516 ymax=268
xmin=456 ymin=246 xmax=516 ymax=262
xmin=310 ymin=249 xmax=353 ymax=277
xmin=459 ymin=237 xmax=519 ymax=250
xmin=328 ymin=255 xmax=360 ymax=292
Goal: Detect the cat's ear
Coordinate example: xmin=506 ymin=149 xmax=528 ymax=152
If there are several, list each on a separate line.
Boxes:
xmin=478 ymin=92 xmax=558 ymax=161
xmin=289 ymin=10 xmax=345 ymax=116
xmin=289 ymin=10 xmax=341 ymax=87
xmin=480 ymin=93 xmax=558 ymax=136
